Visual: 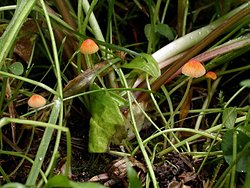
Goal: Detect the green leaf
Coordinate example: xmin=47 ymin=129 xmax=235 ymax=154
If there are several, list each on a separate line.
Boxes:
xmin=69 ymin=182 xmax=105 ymax=188
xmin=8 ymin=62 xmax=24 ymax=75
xmin=243 ymin=158 xmax=250 ymax=188
xmin=127 ymin=164 xmax=142 ymax=188
xmin=238 ymin=125 xmax=250 ymax=137
xmin=46 ymin=175 xmax=71 ymax=187
xmin=144 ymin=24 xmax=151 ymax=41
xmin=155 ymin=24 xmax=175 ymax=40
xmin=222 ymin=107 xmax=237 ymax=129
xmin=244 ymin=108 xmax=250 ymax=126
xmin=2 ymin=183 xmax=26 ymax=188
xmin=122 ymin=53 xmax=160 ymax=78
xmin=88 ymin=84 xmax=127 ymax=153
xmin=221 ymin=129 xmax=250 ymax=172
xmin=144 ymin=23 xmax=175 ymax=41
xmin=46 ymin=175 xmax=105 ymax=188
xmin=240 ymin=79 xmax=250 ymax=88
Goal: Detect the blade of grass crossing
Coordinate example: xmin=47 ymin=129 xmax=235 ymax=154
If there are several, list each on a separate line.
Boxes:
xmin=26 ymin=100 xmax=61 ymax=186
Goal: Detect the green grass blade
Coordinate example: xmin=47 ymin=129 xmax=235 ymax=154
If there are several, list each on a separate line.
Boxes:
xmin=0 ymin=0 xmax=37 ymax=68
xmin=25 ymin=100 xmax=61 ymax=186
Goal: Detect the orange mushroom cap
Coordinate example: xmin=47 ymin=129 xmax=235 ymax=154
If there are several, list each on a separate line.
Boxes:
xmin=80 ymin=39 xmax=99 ymax=54
xmin=181 ymin=59 xmax=206 ymax=78
xmin=205 ymin=71 xmax=217 ymax=80
xmin=28 ymin=94 xmax=46 ymax=108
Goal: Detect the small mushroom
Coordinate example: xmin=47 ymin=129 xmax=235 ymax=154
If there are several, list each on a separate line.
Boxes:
xmin=80 ymin=39 xmax=99 ymax=54
xmin=205 ymin=71 xmax=217 ymax=80
xmin=181 ymin=59 xmax=206 ymax=78
xmin=28 ymin=94 xmax=46 ymax=108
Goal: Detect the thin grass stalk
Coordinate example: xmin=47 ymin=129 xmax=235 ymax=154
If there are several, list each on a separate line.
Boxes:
xmin=0 ymin=71 xmax=57 ymax=95
xmin=82 ymin=0 xmax=105 ymax=43
xmin=157 ymin=116 xmax=246 ymax=156
xmin=224 ymin=86 xmax=247 ymax=108
xmin=132 ymin=126 xmax=223 ymax=156
xmin=0 ymin=5 xmax=16 ymax=11
xmin=161 ymin=86 xmax=174 ymax=127
xmin=0 ymin=118 xmax=70 ymax=183
xmin=0 ymin=150 xmax=47 ymax=183
xmin=27 ymin=0 xmax=66 ymax=185
xmin=230 ymin=131 xmax=237 ymax=188
xmin=118 ymin=69 xmax=159 ymax=187
xmin=194 ymin=68 xmax=223 ymax=130
xmin=145 ymin=74 xmax=180 ymax=151
xmin=0 ymin=166 xmax=10 ymax=183
xmin=0 ymin=0 xmax=37 ymax=68
xmin=160 ymin=0 xmax=170 ymax=24
xmin=8 ymin=127 xmax=35 ymax=177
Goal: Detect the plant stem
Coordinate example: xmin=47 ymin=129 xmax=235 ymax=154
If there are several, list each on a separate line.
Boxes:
xmin=0 ymin=0 xmax=37 ymax=68
xmin=194 ymin=67 xmax=223 ymax=130
xmin=230 ymin=131 xmax=237 ymax=188
xmin=152 ymin=2 xmax=250 ymax=63
xmin=81 ymin=0 xmax=105 ymax=44
xmin=157 ymin=116 xmax=246 ymax=156
xmin=118 ymin=70 xmax=159 ymax=187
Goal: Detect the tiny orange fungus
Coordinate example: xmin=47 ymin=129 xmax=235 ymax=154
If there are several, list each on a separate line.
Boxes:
xmin=181 ymin=59 xmax=206 ymax=78
xmin=80 ymin=39 xmax=99 ymax=55
xmin=28 ymin=94 xmax=46 ymax=108
xmin=205 ymin=71 xmax=217 ymax=80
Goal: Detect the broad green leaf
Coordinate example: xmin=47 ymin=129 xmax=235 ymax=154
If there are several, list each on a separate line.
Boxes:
xmin=222 ymin=107 xmax=237 ymax=129
xmin=240 ymin=79 xmax=250 ymax=88
xmin=46 ymin=175 xmax=71 ymax=188
xmin=122 ymin=53 xmax=160 ymax=78
xmin=144 ymin=23 xmax=175 ymax=41
xmin=2 ymin=183 xmax=26 ymax=188
xmin=143 ymin=23 xmax=160 ymax=44
xmin=243 ymin=158 xmax=250 ymax=188
xmin=88 ymin=84 xmax=127 ymax=153
xmin=221 ymin=129 xmax=250 ymax=172
xmin=127 ymin=164 xmax=142 ymax=188
xmin=238 ymin=125 xmax=250 ymax=137
xmin=46 ymin=175 xmax=105 ymax=188
xmin=8 ymin=62 xmax=24 ymax=75
xmin=155 ymin=24 xmax=175 ymax=40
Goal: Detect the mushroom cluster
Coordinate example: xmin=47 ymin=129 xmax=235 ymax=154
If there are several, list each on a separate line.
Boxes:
xmin=181 ymin=59 xmax=217 ymax=81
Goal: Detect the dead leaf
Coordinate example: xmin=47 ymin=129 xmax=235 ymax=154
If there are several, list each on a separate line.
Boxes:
xmin=14 ymin=19 xmax=38 ymax=63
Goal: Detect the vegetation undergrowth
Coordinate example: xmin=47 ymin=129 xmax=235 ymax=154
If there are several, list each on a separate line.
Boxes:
xmin=0 ymin=0 xmax=250 ymax=188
